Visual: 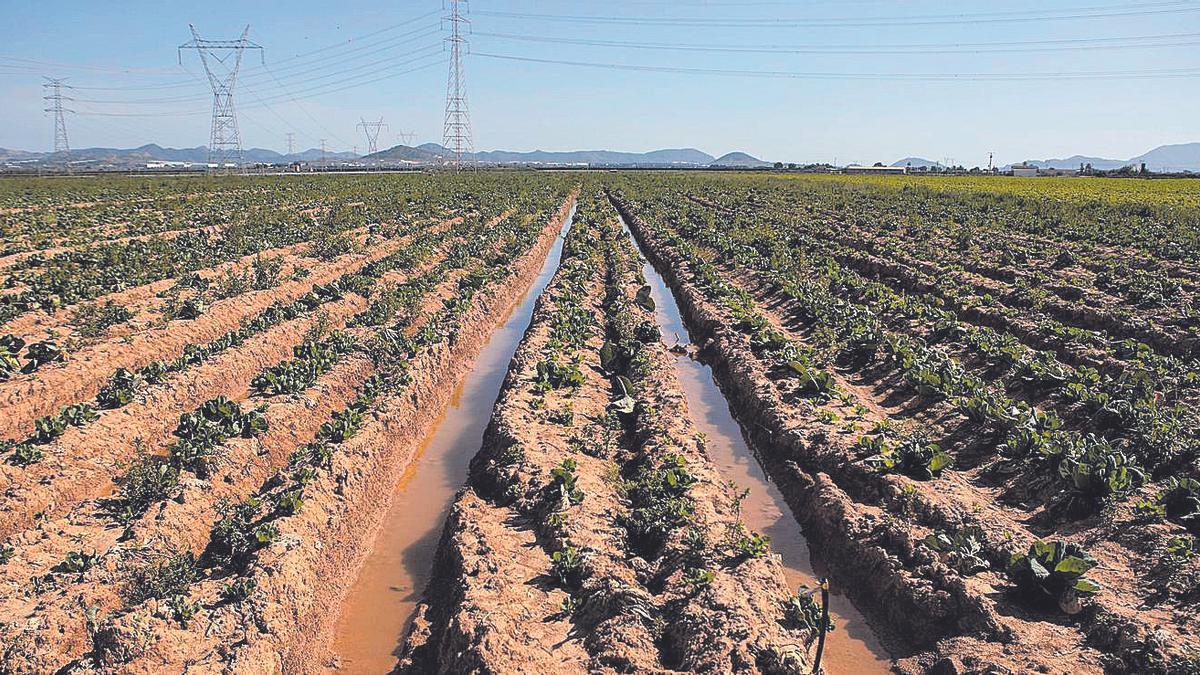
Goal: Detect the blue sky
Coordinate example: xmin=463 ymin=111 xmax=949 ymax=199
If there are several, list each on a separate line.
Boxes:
xmin=2 ymin=0 xmax=1198 ymax=165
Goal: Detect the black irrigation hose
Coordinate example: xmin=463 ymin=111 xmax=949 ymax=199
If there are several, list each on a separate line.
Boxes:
xmin=813 ymin=578 xmax=830 ymax=674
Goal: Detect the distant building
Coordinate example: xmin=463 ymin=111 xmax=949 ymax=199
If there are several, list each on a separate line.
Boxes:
xmin=1038 ymin=167 xmax=1078 ymax=177
xmin=844 ymin=165 xmax=907 ymax=175
xmin=1011 ymin=163 xmax=1039 ymax=177
xmin=1011 ymin=163 xmax=1078 ymax=177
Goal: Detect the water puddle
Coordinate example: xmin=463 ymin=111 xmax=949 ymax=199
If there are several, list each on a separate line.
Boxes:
xmin=329 ymin=207 xmax=575 ymax=673
xmin=622 ymin=220 xmax=893 ymax=674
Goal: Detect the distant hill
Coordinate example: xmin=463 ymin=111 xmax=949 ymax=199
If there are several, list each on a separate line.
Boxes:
xmin=370 ymin=145 xmax=773 ymax=167
xmin=377 ymin=145 xmax=721 ymax=166
xmin=1012 ymin=143 xmax=1200 ymax=172
xmin=0 ymin=144 xmax=357 ymax=167
xmin=1131 ymin=142 xmax=1200 ymax=172
xmin=1012 ymin=155 xmax=1128 ymax=171
xmin=709 ymin=152 xmax=769 ymax=168
xmin=892 ymin=157 xmax=942 ymax=169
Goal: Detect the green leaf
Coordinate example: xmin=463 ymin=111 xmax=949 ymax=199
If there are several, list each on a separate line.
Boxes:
xmin=599 ymin=341 xmax=617 ymax=372
xmin=1072 ymin=578 xmax=1102 ymax=595
xmin=928 ymin=450 xmax=954 ymax=473
xmin=1054 ymin=555 xmax=1097 ymax=576
xmin=1027 ymin=558 xmax=1051 ymax=581
xmin=635 ymin=286 xmax=656 ymax=312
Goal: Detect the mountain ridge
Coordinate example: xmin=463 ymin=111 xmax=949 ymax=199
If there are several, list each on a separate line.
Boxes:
xmin=1 ymin=143 xmax=766 ymax=168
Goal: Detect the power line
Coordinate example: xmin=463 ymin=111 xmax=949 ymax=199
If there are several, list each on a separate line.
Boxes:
xmin=179 ymin=24 xmax=263 ymax=167
xmin=475 ymin=52 xmax=1200 ymax=81
xmin=27 ymin=10 xmax=442 ymax=92
xmin=474 ymin=1 xmax=1200 ymax=28
xmin=474 ymin=30 xmax=1200 ymax=56
xmin=357 ymin=117 xmax=388 ymax=154
xmin=444 ymin=0 xmax=474 ymax=170
xmin=42 ymin=77 xmax=73 ymax=155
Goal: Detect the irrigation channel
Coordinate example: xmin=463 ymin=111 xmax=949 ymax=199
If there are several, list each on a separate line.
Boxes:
xmin=622 ymin=218 xmax=893 ymax=673
xmin=330 ymin=206 xmax=576 ymax=672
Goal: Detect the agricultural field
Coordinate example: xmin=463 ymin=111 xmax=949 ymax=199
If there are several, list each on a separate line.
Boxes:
xmin=0 ymin=170 xmax=1198 ymax=674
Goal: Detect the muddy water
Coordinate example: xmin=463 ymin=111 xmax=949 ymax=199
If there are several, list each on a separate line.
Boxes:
xmin=623 ymin=223 xmax=893 ymax=674
xmin=329 ymin=208 xmax=575 ymax=673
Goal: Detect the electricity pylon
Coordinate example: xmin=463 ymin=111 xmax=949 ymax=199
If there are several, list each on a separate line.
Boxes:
xmin=286 ymin=132 xmax=295 ymax=156
xmin=443 ymin=0 xmax=474 ymax=170
xmin=179 ymin=24 xmax=263 ymax=168
xmin=357 ymin=117 xmax=388 ymax=155
xmin=42 ymin=77 xmax=73 ymax=156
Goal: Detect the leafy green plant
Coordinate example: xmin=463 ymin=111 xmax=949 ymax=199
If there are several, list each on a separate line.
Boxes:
xmin=8 ymin=442 xmax=43 ymax=466
xmin=275 ymin=488 xmax=304 ymax=516
xmin=548 ymin=458 xmax=585 ymax=507
xmin=59 ymin=402 xmax=99 ymax=427
xmin=634 ymin=285 xmax=656 ymax=311
xmin=57 ymin=549 xmax=99 ymax=574
xmin=550 ymin=544 xmax=587 ymax=588
xmin=96 ymin=367 xmax=142 ymax=408
xmin=317 ymin=406 xmax=364 ymax=443
xmin=210 ymin=497 xmax=276 ymax=569
xmin=166 ymin=594 xmax=199 ymax=627
xmin=1055 ymin=435 xmax=1145 ymax=501
xmin=22 ymin=340 xmax=65 ymax=373
xmin=1006 ymin=540 xmax=1100 ymax=614
xmin=534 ymin=358 xmax=585 ymax=391
xmin=126 ymin=552 xmax=198 ymax=603
xmin=72 ymin=300 xmax=134 ymax=338
xmin=863 ymin=436 xmax=953 ymax=480
xmin=783 ymin=586 xmax=836 ymax=633
xmin=684 ymin=567 xmax=715 ymax=588
xmin=117 ymin=452 xmax=181 ymax=519
xmin=733 ymin=531 xmax=771 ymax=559
xmin=1140 ymin=477 xmax=1200 ymax=532
xmin=608 ymin=374 xmax=638 ymax=416
xmin=923 ymin=526 xmax=990 ymax=575
xmin=220 ymin=577 xmax=257 ymax=603
xmin=786 ymin=361 xmax=837 ymax=401
xmin=0 ymin=334 xmax=25 ymax=380
xmin=33 ymin=413 xmax=69 ymax=444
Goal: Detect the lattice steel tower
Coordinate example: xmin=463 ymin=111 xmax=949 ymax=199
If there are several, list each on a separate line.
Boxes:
xmin=443 ymin=0 xmax=474 ymax=170
xmin=42 ymin=77 xmax=72 ymax=155
xmin=357 ymin=117 xmax=389 ymax=155
xmin=179 ymin=25 xmax=262 ymax=168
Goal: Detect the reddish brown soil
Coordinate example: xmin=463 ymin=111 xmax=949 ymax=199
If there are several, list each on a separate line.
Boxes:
xmin=77 ymin=195 xmax=576 ymax=674
xmin=0 ymin=224 xmax=223 ymax=271
xmin=0 ymin=225 xmax=447 ymax=440
xmin=401 ymin=204 xmax=815 ymax=674
xmin=614 ymin=194 xmax=1200 ymax=674
xmin=0 ymin=195 xmax=576 ymax=673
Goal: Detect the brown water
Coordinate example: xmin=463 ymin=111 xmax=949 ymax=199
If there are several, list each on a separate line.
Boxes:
xmin=624 ymin=223 xmax=893 ymax=674
xmin=329 ymin=208 xmax=575 ymax=673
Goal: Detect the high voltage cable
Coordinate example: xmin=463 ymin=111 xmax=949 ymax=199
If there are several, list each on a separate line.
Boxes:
xmin=65 ymin=37 xmax=443 ymax=106
xmin=8 ymin=10 xmax=442 ymax=92
xmin=475 ymin=1 xmax=1200 ymax=27
xmin=475 ymin=30 xmax=1200 ymax=55
xmin=475 ymin=52 xmax=1200 ymax=81
xmin=71 ymin=52 xmax=447 ymax=118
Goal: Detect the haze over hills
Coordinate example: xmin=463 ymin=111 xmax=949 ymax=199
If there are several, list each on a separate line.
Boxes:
xmin=0 ymin=143 xmax=769 ymax=169
xmin=370 ymin=144 xmax=763 ymax=167
xmin=886 ymin=143 xmax=1200 ymax=172
xmin=4 ymin=141 xmax=1198 ymax=172
xmin=891 ymin=157 xmax=944 ymax=169
xmin=999 ymin=143 xmax=1199 ymax=172
xmin=710 ymin=152 xmax=772 ymax=168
